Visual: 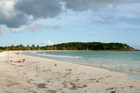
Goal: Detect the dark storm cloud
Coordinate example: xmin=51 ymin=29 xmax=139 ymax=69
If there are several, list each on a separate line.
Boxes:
xmin=15 ymin=0 xmax=62 ymax=19
xmin=0 ymin=13 xmax=28 ymax=28
xmin=0 ymin=0 xmax=62 ymax=29
xmin=0 ymin=0 xmax=125 ymax=31
xmin=62 ymin=0 xmax=124 ymax=11
xmin=0 ymin=0 xmax=28 ymax=28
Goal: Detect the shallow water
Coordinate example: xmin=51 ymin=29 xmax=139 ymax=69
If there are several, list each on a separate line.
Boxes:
xmin=22 ymin=51 xmax=140 ymax=80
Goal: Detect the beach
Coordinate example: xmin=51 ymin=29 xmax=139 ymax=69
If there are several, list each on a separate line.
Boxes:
xmin=0 ymin=51 xmax=140 ymax=93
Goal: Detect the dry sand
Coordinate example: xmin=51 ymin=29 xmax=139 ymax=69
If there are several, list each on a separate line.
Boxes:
xmin=0 ymin=51 xmax=140 ymax=93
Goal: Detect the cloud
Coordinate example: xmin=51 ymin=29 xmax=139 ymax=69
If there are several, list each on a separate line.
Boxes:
xmin=0 ymin=25 xmax=4 ymax=35
xmin=115 ymin=3 xmax=140 ymax=19
xmin=108 ymin=3 xmax=114 ymax=10
xmin=10 ymin=25 xmax=43 ymax=32
xmin=133 ymin=42 xmax=140 ymax=49
xmin=44 ymin=25 xmax=61 ymax=30
xmin=0 ymin=0 xmax=62 ymax=29
xmin=62 ymin=0 xmax=124 ymax=11
xmin=92 ymin=16 xmax=115 ymax=24
xmin=43 ymin=41 xmax=54 ymax=45
xmin=135 ymin=42 xmax=140 ymax=46
xmin=129 ymin=42 xmax=140 ymax=50
xmin=29 ymin=24 xmax=43 ymax=32
xmin=0 ymin=0 xmax=135 ymax=34
xmin=0 ymin=0 xmax=28 ymax=28
xmin=15 ymin=0 xmax=62 ymax=19
xmin=10 ymin=24 xmax=61 ymax=32
xmin=10 ymin=25 xmax=27 ymax=32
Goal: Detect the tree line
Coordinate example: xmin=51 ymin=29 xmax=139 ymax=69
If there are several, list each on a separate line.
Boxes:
xmin=0 ymin=44 xmax=40 ymax=50
xmin=41 ymin=42 xmax=134 ymax=50
xmin=0 ymin=42 xmax=134 ymax=51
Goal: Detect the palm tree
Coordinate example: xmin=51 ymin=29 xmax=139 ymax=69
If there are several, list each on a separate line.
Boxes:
xmin=10 ymin=45 xmax=15 ymax=50
xmin=19 ymin=44 xmax=24 ymax=50
xmin=31 ymin=44 xmax=35 ymax=50
xmin=26 ymin=45 xmax=30 ymax=50
xmin=36 ymin=45 xmax=40 ymax=50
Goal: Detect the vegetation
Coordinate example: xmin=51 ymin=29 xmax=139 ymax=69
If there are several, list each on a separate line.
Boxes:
xmin=0 ymin=46 xmax=6 ymax=50
xmin=0 ymin=44 xmax=40 ymax=51
xmin=0 ymin=42 xmax=135 ymax=51
xmin=45 ymin=42 xmax=134 ymax=51
xmin=0 ymin=46 xmax=6 ymax=52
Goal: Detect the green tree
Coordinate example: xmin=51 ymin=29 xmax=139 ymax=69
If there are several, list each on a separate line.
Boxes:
xmin=53 ymin=46 xmax=57 ymax=50
xmin=40 ymin=42 xmax=134 ymax=50
xmin=19 ymin=44 xmax=24 ymax=50
xmin=36 ymin=45 xmax=40 ymax=50
xmin=31 ymin=44 xmax=35 ymax=50
xmin=15 ymin=45 xmax=19 ymax=50
xmin=26 ymin=45 xmax=30 ymax=50
xmin=10 ymin=45 xmax=15 ymax=50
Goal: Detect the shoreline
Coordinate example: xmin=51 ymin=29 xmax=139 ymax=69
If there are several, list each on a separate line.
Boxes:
xmin=1 ymin=49 xmax=140 ymax=52
xmin=0 ymin=51 xmax=140 ymax=93
xmin=23 ymin=50 xmax=140 ymax=80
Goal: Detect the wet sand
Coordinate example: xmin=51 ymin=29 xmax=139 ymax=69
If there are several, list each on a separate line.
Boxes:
xmin=0 ymin=51 xmax=140 ymax=93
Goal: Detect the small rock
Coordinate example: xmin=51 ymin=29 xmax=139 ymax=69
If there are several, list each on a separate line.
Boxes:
xmin=37 ymin=83 xmax=46 ymax=88
xmin=66 ymin=69 xmax=72 ymax=71
xmin=106 ymin=88 xmax=113 ymax=90
xmin=130 ymin=86 xmax=133 ymax=88
xmin=83 ymin=85 xmax=88 ymax=88
xmin=111 ymin=91 xmax=116 ymax=93
xmin=47 ymin=89 xmax=56 ymax=93
xmin=70 ymin=82 xmax=77 ymax=90
xmin=96 ymin=80 xmax=99 ymax=82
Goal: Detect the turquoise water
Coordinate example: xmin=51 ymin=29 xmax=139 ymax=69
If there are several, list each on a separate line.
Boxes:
xmin=39 ymin=51 xmax=140 ymax=61
xmin=23 ymin=51 xmax=140 ymax=79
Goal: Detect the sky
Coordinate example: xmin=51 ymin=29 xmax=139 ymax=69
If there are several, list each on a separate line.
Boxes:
xmin=0 ymin=0 xmax=140 ymax=49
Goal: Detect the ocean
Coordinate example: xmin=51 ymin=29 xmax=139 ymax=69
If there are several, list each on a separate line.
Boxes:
xmin=22 ymin=51 xmax=140 ymax=80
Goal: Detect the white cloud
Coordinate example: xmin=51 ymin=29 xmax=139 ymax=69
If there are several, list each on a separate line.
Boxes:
xmin=129 ymin=42 xmax=140 ymax=50
xmin=115 ymin=3 xmax=140 ymax=19
xmin=92 ymin=16 xmax=115 ymax=24
xmin=0 ymin=0 xmax=28 ymax=28
xmin=134 ymin=42 xmax=140 ymax=49
xmin=0 ymin=0 xmax=62 ymax=29
xmin=43 ymin=41 xmax=54 ymax=45
xmin=0 ymin=0 xmax=127 ymax=29
xmin=135 ymin=42 xmax=140 ymax=46
xmin=10 ymin=25 xmax=27 ymax=32
xmin=10 ymin=24 xmax=61 ymax=32
xmin=0 ymin=0 xmax=17 ymax=19
xmin=29 ymin=24 xmax=43 ymax=32
xmin=0 ymin=0 xmax=139 ymax=34
xmin=44 ymin=25 xmax=61 ymax=30
xmin=108 ymin=4 xmax=114 ymax=10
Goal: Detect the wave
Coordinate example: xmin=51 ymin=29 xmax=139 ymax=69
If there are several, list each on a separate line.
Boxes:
xmin=28 ymin=51 xmax=140 ymax=73
xmin=31 ymin=51 xmax=37 ymax=54
xmin=37 ymin=53 xmax=82 ymax=59
xmin=70 ymin=61 xmax=140 ymax=73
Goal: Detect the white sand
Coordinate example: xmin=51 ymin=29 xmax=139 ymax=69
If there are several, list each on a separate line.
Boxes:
xmin=0 ymin=51 xmax=140 ymax=93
